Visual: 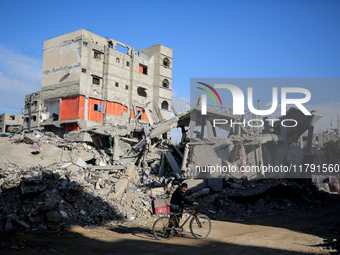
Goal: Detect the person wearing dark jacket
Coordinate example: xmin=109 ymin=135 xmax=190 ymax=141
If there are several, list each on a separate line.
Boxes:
xmin=169 ymin=183 xmax=198 ymax=234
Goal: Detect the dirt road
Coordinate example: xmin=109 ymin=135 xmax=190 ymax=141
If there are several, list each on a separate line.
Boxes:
xmin=2 ymin=204 xmax=339 ymax=255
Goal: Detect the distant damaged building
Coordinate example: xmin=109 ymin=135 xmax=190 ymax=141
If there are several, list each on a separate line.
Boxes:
xmin=23 ymin=91 xmax=45 ymax=132
xmin=0 ymin=113 xmax=24 ymax=133
xmin=27 ymin=29 xmax=173 ymax=134
xmin=176 ymin=105 xmax=323 ymax=182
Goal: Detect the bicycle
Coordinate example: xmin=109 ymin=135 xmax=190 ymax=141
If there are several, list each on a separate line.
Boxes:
xmin=152 ymin=206 xmax=212 ymax=240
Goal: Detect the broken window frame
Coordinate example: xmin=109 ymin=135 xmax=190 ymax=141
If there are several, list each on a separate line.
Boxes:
xmin=163 ymin=57 xmax=170 ymax=67
xmin=93 ymin=50 xmax=102 ymax=60
xmin=137 ymin=87 xmax=147 ymax=97
xmin=94 ymin=104 xmax=102 ymax=112
xmin=162 ymin=79 xmax=169 ymax=88
xmin=139 ymin=64 xmax=148 ymax=75
xmin=108 ymin=41 xmax=114 ymax=49
xmin=92 ymin=76 xmax=101 ymax=85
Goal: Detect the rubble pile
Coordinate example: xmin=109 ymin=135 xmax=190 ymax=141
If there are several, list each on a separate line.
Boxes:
xmin=0 ymin=107 xmax=339 ymax=235
xmin=197 ymin=178 xmax=328 ymax=219
xmin=1 ymin=168 xmax=119 ymax=232
xmin=0 ymin=124 xmax=181 ymax=233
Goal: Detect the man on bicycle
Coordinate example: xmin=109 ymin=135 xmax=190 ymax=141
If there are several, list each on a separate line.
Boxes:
xmin=170 ymin=183 xmax=198 ymax=235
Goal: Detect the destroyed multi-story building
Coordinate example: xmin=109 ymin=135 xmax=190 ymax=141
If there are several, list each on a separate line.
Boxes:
xmin=26 ymin=29 xmax=173 ymax=134
xmin=22 ymin=91 xmax=45 ymax=132
xmin=0 ymin=113 xmax=24 ymax=133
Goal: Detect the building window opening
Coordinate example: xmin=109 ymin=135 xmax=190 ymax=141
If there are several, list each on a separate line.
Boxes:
xmin=31 ymin=116 xmax=37 ymax=121
xmin=94 ymin=104 xmax=102 ymax=111
xmin=52 ymin=113 xmax=59 ymax=121
xmin=126 ymin=61 xmax=130 ymax=67
xmin=24 ymin=117 xmax=29 ymax=123
xmin=163 ymin=58 xmax=170 ymax=67
xmin=115 ymin=82 xmax=119 ymax=87
xmin=83 ymin=41 xmax=88 ymax=46
xmin=108 ymin=41 xmax=113 ymax=49
xmin=9 ymin=115 xmax=15 ymax=120
xmin=116 ymin=58 xmax=120 ymax=63
xmin=161 ymin=100 xmax=169 ymax=110
xmin=115 ymin=44 xmax=128 ymax=55
xmin=137 ymin=87 xmax=147 ymax=97
xmin=162 ymin=79 xmax=169 ymax=88
xmin=139 ymin=64 xmax=148 ymax=75
xmin=94 ymin=51 xmax=101 ymax=60
xmin=92 ymin=76 xmax=100 ymax=85
xmin=125 ymin=85 xmax=129 ymax=90
xmin=82 ymin=68 xmax=87 ymax=73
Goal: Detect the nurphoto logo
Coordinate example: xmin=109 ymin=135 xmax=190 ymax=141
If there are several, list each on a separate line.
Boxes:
xmin=195 ymin=80 xmax=312 ymax=128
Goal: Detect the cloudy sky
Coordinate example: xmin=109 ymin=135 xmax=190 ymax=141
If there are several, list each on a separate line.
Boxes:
xmin=0 ymin=0 xmax=339 ymax=133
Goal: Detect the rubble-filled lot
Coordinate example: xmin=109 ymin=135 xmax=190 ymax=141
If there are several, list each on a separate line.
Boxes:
xmin=1 ymin=126 xmax=340 ymax=254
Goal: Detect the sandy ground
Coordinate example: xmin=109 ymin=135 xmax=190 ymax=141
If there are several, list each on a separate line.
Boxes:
xmin=0 ymin=137 xmax=63 ymax=166
xmin=2 ymin=203 xmax=339 ymax=255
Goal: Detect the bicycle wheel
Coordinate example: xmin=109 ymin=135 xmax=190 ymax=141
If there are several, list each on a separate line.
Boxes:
xmin=153 ymin=216 xmax=174 ymax=240
xmin=189 ymin=214 xmax=211 ymax=239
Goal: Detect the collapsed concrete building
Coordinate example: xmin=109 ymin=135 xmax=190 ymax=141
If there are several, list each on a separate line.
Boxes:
xmin=24 ymin=29 xmax=173 ymax=135
xmin=298 ymin=119 xmax=340 ymax=151
xmin=1 ymin=91 xmax=340 ymax=244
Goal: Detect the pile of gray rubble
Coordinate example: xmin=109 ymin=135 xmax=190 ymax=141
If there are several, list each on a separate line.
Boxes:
xmin=0 ymin=107 xmax=339 ymax=235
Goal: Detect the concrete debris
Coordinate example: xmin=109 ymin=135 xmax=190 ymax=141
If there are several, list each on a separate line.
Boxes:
xmin=0 ymin=105 xmax=338 ymax=237
xmin=0 ymin=119 xmax=184 ymax=233
xmin=189 ymin=188 xmax=210 ymax=199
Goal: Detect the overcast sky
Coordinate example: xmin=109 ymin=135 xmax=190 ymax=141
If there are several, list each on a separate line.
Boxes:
xmin=0 ymin=0 xmax=339 ymax=132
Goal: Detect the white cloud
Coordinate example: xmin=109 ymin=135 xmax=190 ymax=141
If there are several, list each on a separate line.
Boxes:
xmin=0 ymin=45 xmax=42 ymax=113
xmin=306 ymin=102 xmax=340 ymax=132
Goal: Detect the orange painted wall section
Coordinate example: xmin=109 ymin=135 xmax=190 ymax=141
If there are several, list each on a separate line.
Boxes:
xmin=78 ymin=96 xmax=84 ymax=119
xmin=88 ymin=98 xmax=103 ymax=122
xmin=130 ymin=107 xmax=149 ymax=121
xmin=130 ymin=109 xmax=135 ymax=119
xmin=106 ymin=102 xmax=122 ymax=116
xmin=60 ymin=96 xmax=84 ymax=120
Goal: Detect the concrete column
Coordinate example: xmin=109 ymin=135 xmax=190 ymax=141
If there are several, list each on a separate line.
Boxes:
xmin=206 ymin=119 xmax=214 ymax=139
xmin=188 ymin=110 xmax=198 ymax=139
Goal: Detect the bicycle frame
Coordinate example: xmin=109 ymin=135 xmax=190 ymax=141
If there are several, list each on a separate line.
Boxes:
xmin=169 ymin=209 xmax=199 ymax=230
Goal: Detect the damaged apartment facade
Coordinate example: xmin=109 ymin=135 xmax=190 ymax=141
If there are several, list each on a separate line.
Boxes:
xmin=24 ymin=29 xmax=173 ymax=134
